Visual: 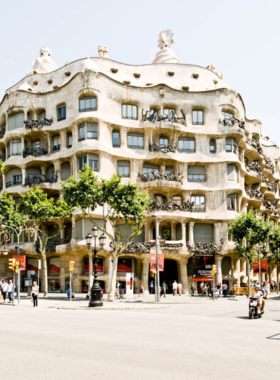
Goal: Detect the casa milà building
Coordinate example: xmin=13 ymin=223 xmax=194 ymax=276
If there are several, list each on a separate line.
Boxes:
xmin=0 ymin=30 xmax=279 ymax=294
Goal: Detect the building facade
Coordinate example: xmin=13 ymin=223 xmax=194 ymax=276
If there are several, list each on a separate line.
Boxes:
xmin=0 ymin=31 xmax=279 ymax=294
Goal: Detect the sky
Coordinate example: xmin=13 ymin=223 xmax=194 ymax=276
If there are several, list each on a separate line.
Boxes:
xmin=0 ymin=0 xmax=279 ymax=144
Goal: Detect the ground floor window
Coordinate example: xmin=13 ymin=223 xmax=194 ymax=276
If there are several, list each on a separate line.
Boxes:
xmin=48 ymin=279 xmax=61 ymax=292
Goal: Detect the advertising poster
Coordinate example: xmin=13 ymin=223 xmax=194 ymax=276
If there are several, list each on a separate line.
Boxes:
xmin=12 ymin=255 xmax=26 ymax=271
xmin=117 ymin=258 xmax=132 ymax=273
xmin=48 ymin=257 xmax=61 ymax=274
xmin=126 ymin=273 xmax=134 ymax=299
xmin=192 ymin=255 xmax=214 ymax=281
xmin=27 ymin=258 xmax=38 ymax=273
xmin=84 ymin=257 xmax=104 ymax=273
xmin=24 ymin=278 xmax=32 ymax=287
xmin=253 ymin=260 xmax=268 ymax=274
xmin=150 ymin=254 xmax=164 ymax=272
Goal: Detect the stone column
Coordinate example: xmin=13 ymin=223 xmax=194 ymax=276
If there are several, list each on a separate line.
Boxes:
xmin=41 ymin=167 xmax=46 ymax=176
xmin=144 ymin=220 xmax=152 ymax=242
xmin=88 ymin=252 xmax=94 ymax=290
xmin=180 ymin=259 xmax=189 ymax=294
xmin=2 ymin=173 xmax=6 ymax=190
xmin=141 ymin=258 xmax=150 ymax=295
xmin=60 ymin=223 xmax=65 ymax=240
xmin=181 ymin=222 xmax=186 ymax=246
xmin=171 ymin=222 xmax=176 ymax=241
xmin=21 ymin=168 xmax=26 ymax=185
xmin=215 ymin=256 xmax=223 ymax=285
xmin=214 ymin=223 xmax=221 ymax=243
xmin=234 ymin=258 xmax=241 ymax=287
xmin=188 ymin=222 xmax=195 ymax=243
xmin=160 ymin=164 xmax=165 ymax=174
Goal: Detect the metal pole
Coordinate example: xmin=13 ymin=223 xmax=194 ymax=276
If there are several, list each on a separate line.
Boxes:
xmin=156 ymin=216 xmax=160 ymax=303
xmin=70 ymin=270 xmax=72 ymax=302
xmin=17 ymin=234 xmax=20 ymax=304
xmin=13 ymin=272 xmax=15 ymax=304
xmin=259 ymin=250 xmax=261 ymax=284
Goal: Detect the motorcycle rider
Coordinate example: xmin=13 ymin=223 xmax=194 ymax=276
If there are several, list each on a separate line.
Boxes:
xmin=252 ymin=284 xmax=265 ymax=313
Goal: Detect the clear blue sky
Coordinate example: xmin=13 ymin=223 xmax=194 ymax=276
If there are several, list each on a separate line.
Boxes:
xmin=0 ymin=0 xmax=279 ymax=145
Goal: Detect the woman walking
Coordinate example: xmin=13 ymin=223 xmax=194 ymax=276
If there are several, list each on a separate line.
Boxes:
xmin=31 ymin=281 xmax=39 ymax=307
xmin=1 ymin=279 xmax=7 ymax=303
xmin=139 ymin=283 xmax=144 ymax=297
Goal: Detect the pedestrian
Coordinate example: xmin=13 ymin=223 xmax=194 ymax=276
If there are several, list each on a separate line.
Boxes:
xmin=150 ymin=280 xmax=154 ymax=294
xmin=160 ymin=281 xmax=166 ymax=297
xmin=203 ymin=283 xmax=208 ymax=298
xmin=1 ymin=279 xmax=7 ymax=303
xmin=199 ymin=281 xmax=204 ymax=296
xmin=177 ymin=281 xmax=182 ymax=296
xmin=216 ymin=283 xmax=221 ymax=297
xmin=222 ymin=282 xmax=228 ymax=297
xmin=139 ymin=283 xmax=144 ymax=297
xmin=172 ymin=280 xmax=177 ymax=296
xmin=191 ymin=281 xmax=195 ymax=296
xmin=31 ymin=281 xmax=39 ymax=307
xmin=7 ymin=279 xmax=13 ymax=303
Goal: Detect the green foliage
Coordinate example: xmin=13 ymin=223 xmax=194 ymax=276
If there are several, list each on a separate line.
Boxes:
xmin=0 ymin=191 xmax=25 ymax=232
xmin=0 ymin=160 xmax=3 ymax=174
xmin=268 ymin=226 xmax=280 ymax=264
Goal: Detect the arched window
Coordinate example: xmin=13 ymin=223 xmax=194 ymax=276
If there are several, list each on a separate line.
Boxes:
xmin=191 ymin=195 xmax=205 ymax=212
xmin=127 ymin=133 xmax=144 ymax=149
xmin=178 ymin=137 xmax=195 ymax=153
xmin=227 ymin=164 xmax=237 ymax=181
xmin=226 ymin=137 xmax=237 ymax=153
xmin=117 ymin=161 xmax=130 ymax=177
xmin=122 ymin=104 xmax=138 ymax=120
xmin=78 ymin=154 xmax=99 ymax=171
xmin=227 ymin=193 xmax=237 ymax=210
xmin=143 ymin=163 xmax=160 ymax=175
xmin=188 ymin=166 xmax=206 ymax=182
xmin=8 ymin=113 xmax=24 ymax=131
xmin=6 ymin=168 xmax=22 ymax=188
xmin=79 ymin=96 xmax=97 ymax=112
xmin=78 ymin=122 xmax=98 ymax=141
xmin=160 ymin=136 xmax=169 ymax=146
xmin=222 ymin=111 xmax=234 ymax=121
xmin=210 ymin=140 xmax=216 ymax=153
xmin=192 ymin=110 xmax=204 ymax=125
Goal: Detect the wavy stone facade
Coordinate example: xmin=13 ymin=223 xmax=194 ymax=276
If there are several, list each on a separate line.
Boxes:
xmin=0 ymin=35 xmax=279 ymax=293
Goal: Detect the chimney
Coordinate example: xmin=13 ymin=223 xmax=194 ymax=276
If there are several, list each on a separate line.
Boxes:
xmin=98 ymin=45 xmax=104 ymax=58
xmin=103 ymin=45 xmax=108 ymax=58
xmin=210 ymin=64 xmax=216 ymax=71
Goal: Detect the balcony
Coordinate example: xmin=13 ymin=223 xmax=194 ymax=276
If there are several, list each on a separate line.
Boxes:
xmin=245 ymin=186 xmax=263 ymax=200
xmin=118 ymin=241 xmax=184 ymax=253
xmin=45 ymin=237 xmax=71 ymax=252
xmin=263 ymin=156 xmax=275 ymax=174
xmin=23 ymin=147 xmax=48 ymax=158
xmin=263 ymin=200 xmax=280 ymax=216
xmin=0 ymin=127 xmax=6 ymax=138
xmin=150 ymin=198 xmax=192 ymax=212
xmin=139 ymin=171 xmax=183 ymax=184
xmin=6 ymin=179 xmax=22 ymax=188
xmin=142 ymin=109 xmax=186 ymax=125
xmin=149 ymin=143 xmax=176 ymax=153
xmin=25 ymin=174 xmax=57 ymax=186
xmin=245 ymin=160 xmax=262 ymax=177
xmin=221 ymin=117 xmax=245 ymax=130
xmin=245 ymin=138 xmax=263 ymax=155
xmin=24 ymin=117 xmax=53 ymax=129
xmin=187 ymin=239 xmax=224 ymax=255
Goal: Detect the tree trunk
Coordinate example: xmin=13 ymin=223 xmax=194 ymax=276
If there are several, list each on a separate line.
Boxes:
xmin=277 ymin=264 xmax=279 ymax=295
xmin=108 ymin=255 xmax=118 ymax=301
xmin=247 ymin=258 xmax=251 ymax=297
xmin=41 ymin=249 xmax=48 ymax=297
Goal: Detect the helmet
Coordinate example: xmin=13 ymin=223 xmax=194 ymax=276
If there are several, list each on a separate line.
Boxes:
xmin=255 ymin=284 xmax=260 ymax=289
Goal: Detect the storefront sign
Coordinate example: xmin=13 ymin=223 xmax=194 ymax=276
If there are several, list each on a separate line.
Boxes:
xmin=126 ymin=273 xmax=134 ymax=299
xmin=253 ymin=260 xmax=268 ymax=274
xmin=12 ymin=255 xmax=26 ymax=271
xmin=150 ymin=254 xmax=164 ymax=272
xmin=117 ymin=258 xmax=132 ymax=273
xmin=25 ymin=278 xmax=32 ymax=287
xmin=192 ymin=255 xmax=214 ymax=281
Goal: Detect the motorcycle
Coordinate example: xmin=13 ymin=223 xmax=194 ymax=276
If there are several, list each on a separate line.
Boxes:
xmin=249 ymin=297 xmax=264 ymax=319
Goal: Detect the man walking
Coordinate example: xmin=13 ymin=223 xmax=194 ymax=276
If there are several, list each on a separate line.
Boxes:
xmin=223 ymin=282 xmax=228 ymax=297
xmin=7 ymin=279 xmax=13 ymax=303
xmin=160 ymin=281 xmax=166 ymax=297
xmin=172 ymin=280 xmax=178 ymax=296
xmin=150 ymin=280 xmax=154 ymax=294
xmin=1 ymin=279 xmax=8 ymax=303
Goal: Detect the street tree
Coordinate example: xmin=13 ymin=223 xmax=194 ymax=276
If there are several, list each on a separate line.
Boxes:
xmin=268 ymin=226 xmax=280 ymax=294
xmin=62 ymin=165 xmax=150 ymax=300
xmin=228 ymin=210 xmax=272 ymax=295
xmin=18 ymin=189 xmax=72 ymax=296
xmin=0 ymin=191 xmax=25 ymax=233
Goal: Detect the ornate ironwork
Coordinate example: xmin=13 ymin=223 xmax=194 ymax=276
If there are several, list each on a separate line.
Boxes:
xmin=261 ymin=174 xmax=269 ymax=184
xmin=263 ymin=200 xmax=280 ymax=216
xmin=150 ymin=198 xmax=192 ymax=212
xmin=0 ymin=127 xmax=6 ymax=138
xmin=23 ymin=147 xmax=48 ymax=158
xmin=267 ymin=181 xmax=278 ymax=193
xmin=142 ymin=109 xmax=186 ymax=125
xmin=187 ymin=239 xmax=224 ymax=255
xmin=139 ymin=171 xmax=183 ymax=184
xmin=24 ymin=117 xmax=53 ymax=129
xmin=245 ymin=138 xmax=263 ymax=155
xmin=245 ymin=186 xmax=263 ymax=200
xmin=263 ymin=156 xmax=275 ymax=174
xmin=245 ymin=159 xmax=262 ymax=176
xmin=221 ymin=117 xmax=245 ymax=129
xmin=149 ymin=143 xmax=176 ymax=153
xmin=122 ymin=242 xmax=150 ymax=253
xmin=46 ymin=237 xmax=71 ymax=252
xmin=25 ymin=174 xmax=57 ymax=186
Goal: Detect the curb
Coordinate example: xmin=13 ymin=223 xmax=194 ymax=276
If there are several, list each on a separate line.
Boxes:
xmin=57 ymin=305 xmax=170 ymax=311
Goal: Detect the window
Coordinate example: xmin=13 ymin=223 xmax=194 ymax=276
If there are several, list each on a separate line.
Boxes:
xmin=9 ymin=140 xmax=21 ymax=156
xmin=227 ymin=193 xmax=237 ymax=210
xmin=113 ymin=130 xmax=120 ymax=147
xmin=167 ymin=72 xmax=174 ymax=77
xmin=111 ymin=68 xmax=118 ymax=74
xmin=58 ymin=105 xmax=66 ymax=121
xmin=117 ymin=161 xmax=130 ymax=177
xmin=192 ymin=74 xmax=199 ymax=79
xmin=226 ymin=137 xmax=237 ymax=153
xmin=160 ymin=137 xmax=169 ymax=146
xmin=222 ymin=111 xmax=234 ymax=121
xmin=67 ymin=133 xmax=72 ymax=148
xmin=165 ymin=166 xmax=174 ymax=175
xmin=143 ymin=164 xmax=160 ymax=176
xmin=253 ymin=160 xmax=259 ymax=167
xmin=52 ymin=135 xmax=61 ymax=151
xmin=191 ymin=195 xmax=205 ymax=212
xmin=8 ymin=113 xmax=24 ymax=131
xmin=210 ymin=140 xmax=216 ymax=153
xmin=155 ymin=194 xmax=164 ymax=204
xmin=122 ymin=104 xmax=137 ymax=120
xmin=252 ymin=183 xmax=259 ymax=190
xmin=78 ymin=123 xmax=98 ymax=141
xmin=78 ymin=154 xmax=99 ymax=171
xmin=134 ymin=73 xmax=141 ymax=78
xmin=127 ymin=133 xmax=144 ymax=149
xmin=163 ymin=108 xmax=175 ymax=118
xmin=193 ymin=223 xmax=213 ymax=243
xmin=178 ymin=137 xmax=195 ymax=152
xmin=32 ymin=140 xmax=41 ymax=149
xmin=192 ymin=110 xmax=204 ymax=125
xmin=79 ymin=97 xmax=97 ymax=112
xmin=188 ymin=166 xmax=206 ymax=182
xmin=238 ymin=147 xmax=242 ymax=160
xmin=173 ymin=196 xmax=182 ymax=206
xmin=13 ymin=175 xmax=22 ymax=185
xmin=227 ymin=164 xmax=237 ymax=181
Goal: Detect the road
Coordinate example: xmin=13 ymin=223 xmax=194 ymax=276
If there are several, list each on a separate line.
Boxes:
xmin=0 ymin=295 xmax=279 ymax=380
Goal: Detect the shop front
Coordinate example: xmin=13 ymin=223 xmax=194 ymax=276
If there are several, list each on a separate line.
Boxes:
xmin=192 ymin=255 xmax=214 ymax=293
xmin=48 ymin=257 xmax=61 ymax=292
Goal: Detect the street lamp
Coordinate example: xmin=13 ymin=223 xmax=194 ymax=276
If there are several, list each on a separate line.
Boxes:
xmin=86 ymin=226 xmax=106 ymax=307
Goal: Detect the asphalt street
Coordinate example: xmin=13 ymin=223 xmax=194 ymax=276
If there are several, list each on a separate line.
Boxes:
xmin=0 ymin=295 xmax=279 ymax=380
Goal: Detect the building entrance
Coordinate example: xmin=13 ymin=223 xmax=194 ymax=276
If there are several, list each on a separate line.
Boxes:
xmin=149 ymin=259 xmax=178 ymax=294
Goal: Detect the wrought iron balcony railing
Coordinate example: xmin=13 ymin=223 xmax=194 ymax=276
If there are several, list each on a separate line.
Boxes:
xmin=150 ymin=198 xmax=193 ymax=212
xmin=24 ymin=117 xmax=53 ymax=129
xmin=0 ymin=127 xmax=6 ymax=138
xmin=23 ymin=147 xmax=48 ymax=158
xmin=187 ymin=239 xmax=224 ymax=255
xmin=221 ymin=117 xmax=245 ymax=130
xmin=245 ymin=186 xmax=263 ymax=200
xmin=149 ymin=143 xmax=176 ymax=153
xmin=139 ymin=171 xmax=183 ymax=184
xmin=46 ymin=237 xmax=71 ymax=252
xmin=6 ymin=179 xmax=22 ymax=188
xmin=263 ymin=200 xmax=280 ymax=216
xmin=245 ymin=138 xmax=263 ymax=155
xmin=25 ymin=174 xmax=57 ymax=186
xmin=142 ymin=109 xmax=186 ymax=125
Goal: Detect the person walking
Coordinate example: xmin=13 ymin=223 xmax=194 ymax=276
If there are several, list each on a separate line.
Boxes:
xmin=222 ymin=282 xmax=228 ymax=297
xmin=216 ymin=283 xmax=221 ymax=298
xmin=191 ymin=281 xmax=195 ymax=296
xmin=203 ymin=283 xmax=208 ymax=298
xmin=172 ymin=280 xmax=178 ymax=296
xmin=177 ymin=281 xmax=182 ymax=296
xmin=150 ymin=280 xmax=154 ymax=294
xmin=139 ymin=283 xmax=144 ymax=297
xmin=160 ymin=281 xmax=166 ymax=297
xmin=199 ymin=281 xmax=204 ymax=296
xmin=1 ymin=279 xmax=8 ymax=303
xmin=31 ymin=281 xmax=39 ymax=307
xmin=7 ymin=279 xmax=13 ymax=303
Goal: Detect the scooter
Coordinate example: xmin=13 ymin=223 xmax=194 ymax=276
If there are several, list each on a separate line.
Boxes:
xmin=249 ymin=297 xmax=264 ymax=319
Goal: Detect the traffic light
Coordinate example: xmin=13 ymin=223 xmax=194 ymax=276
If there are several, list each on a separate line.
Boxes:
xmin=211 ymin=264 xmax=218 ymax=277
xmin=15 ymin=261 xmax=19 ymax=274
xmin=69 ymin=261 xmax=75 ymax=272
xmin=9 ymin=258 xmax=15 ymax=272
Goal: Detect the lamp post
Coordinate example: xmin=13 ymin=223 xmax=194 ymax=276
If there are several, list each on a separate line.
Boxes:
xmin=86 ymin=226 xmax=106 ymax=307
xmin=1 ymin=224 xmax=36 ymax=304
